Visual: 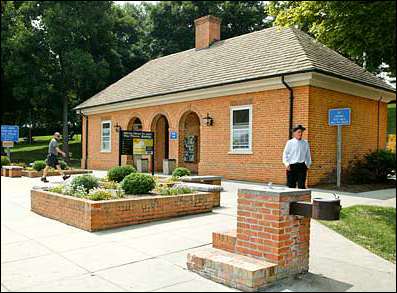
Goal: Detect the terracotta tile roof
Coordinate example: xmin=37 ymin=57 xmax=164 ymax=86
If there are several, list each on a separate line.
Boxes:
xmin=75 ymin=27 xmax=395 ymax=110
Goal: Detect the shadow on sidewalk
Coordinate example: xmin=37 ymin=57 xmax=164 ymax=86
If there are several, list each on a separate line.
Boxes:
xmin=261 ymin=272 xmax=353 ymax=292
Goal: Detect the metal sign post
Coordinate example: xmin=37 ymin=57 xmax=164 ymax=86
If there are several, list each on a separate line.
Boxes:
xmin=337 ymin=125 xmax=342 ymax=187
xmin=329 ymin=108 xmax=351 ymax=187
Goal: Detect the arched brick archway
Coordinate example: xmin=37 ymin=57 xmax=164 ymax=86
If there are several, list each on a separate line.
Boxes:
xmin=178 ymin=111 xmax=201 ymax=174
xmin=151 ymin=114 xmax=170 ymax=172
xmin=127 ymin=116 xmax=143 ymax=131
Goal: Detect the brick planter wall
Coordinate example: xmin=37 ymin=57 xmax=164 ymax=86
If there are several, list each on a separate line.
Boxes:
xmin=22 ymin=169 xmax=92 ymax=178
xmin=31 ymin=189 xmax=214 ymax=232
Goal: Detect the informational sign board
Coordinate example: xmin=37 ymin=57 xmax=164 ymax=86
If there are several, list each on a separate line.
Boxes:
xmin=1 ymin=125 xmax=19 ymax=142
xmin=119 ymin=130 xmax=155 ymax=175
xmin=170 ymin=131 xmax=178 ymax=140
xmin=2 ymin=141 xmax=14 ymax=147
xmin=329 ymin=108 xmax=351 ymax=125
xmin=121 ymin=131 xmax=154 ymax=155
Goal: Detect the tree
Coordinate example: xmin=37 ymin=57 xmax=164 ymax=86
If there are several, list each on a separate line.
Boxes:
xmin=267 ymin=1 xmax=396 ymax=80
xmin=1 ymin=1 xmax=148 ymax=157
xmin=145 ymin=1 xmax=272 ymax=59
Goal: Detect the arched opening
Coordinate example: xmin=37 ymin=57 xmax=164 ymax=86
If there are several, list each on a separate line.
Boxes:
xmin=128 ymin=117 xmax=143 ymax=131
xmin=151 ymin=114 xmax=169 ymax=172
xmin=126 ymin=117 xmax=143 ymax=167
xmin=178 ymin=111 xmax=200 ymax=174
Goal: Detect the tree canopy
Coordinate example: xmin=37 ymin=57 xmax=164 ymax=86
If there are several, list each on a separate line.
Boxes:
xmin=267 ymin=1 xmax=396 ymax=80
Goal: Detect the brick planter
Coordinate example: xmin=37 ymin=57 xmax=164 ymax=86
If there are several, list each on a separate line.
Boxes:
xmin=31 ymin=189 xmax=214 ymax=232
xmin=22 ymin=169 xmax=92 ymax=178
xmin=2 ymin=166 xmax=24 ymax=177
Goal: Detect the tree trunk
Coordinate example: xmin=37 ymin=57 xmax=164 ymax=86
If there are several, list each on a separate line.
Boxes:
xmin=59 ymin=52 xmax=69 ymax=162
xmin=63 ymin=94 xmax=69 ymax=162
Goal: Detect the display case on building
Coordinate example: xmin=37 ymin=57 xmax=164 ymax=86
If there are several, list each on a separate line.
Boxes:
xmin=184 ymin=135 xmax=198 ymax=163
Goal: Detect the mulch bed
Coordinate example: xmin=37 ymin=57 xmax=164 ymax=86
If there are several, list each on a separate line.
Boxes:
xmin=313 ymin=180 xmax=396 ymax=193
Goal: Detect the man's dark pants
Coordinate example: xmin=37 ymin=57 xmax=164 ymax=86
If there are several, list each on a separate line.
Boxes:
xmin=286 ymin=162 xmax=307 ymax=189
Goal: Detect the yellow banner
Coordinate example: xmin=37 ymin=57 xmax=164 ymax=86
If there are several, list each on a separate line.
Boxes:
xmin=133 ymin=138 xmax=154 ymax=155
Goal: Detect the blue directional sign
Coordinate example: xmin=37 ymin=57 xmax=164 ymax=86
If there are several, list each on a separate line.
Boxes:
xmin=1 ymin=125 xmax=19 ymax=142
xmin=329 ymin=108 xmax=351 ymax=126
xmin=170 ymin=131 xmax=178 ymax=140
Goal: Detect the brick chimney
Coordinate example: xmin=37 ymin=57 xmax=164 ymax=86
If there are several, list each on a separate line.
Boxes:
xmin=194 ymin=15 xmax=221 ymax=49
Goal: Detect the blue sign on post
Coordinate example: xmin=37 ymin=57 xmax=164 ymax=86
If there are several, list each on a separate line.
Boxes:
xmin=329 ymin=108 xmax=351 ymax=125
xmin=170 ymin=131 xmax=178 ymax=140
xmin=1 ymin=125 xmax=20 ymax=142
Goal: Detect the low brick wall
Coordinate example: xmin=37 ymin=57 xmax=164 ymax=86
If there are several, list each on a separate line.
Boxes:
xmin=31 ymin=189 xmax=214 ymax=232
xmin=22 ymin=169 xmax=92 ymax=178
xmin=1 ymin=167 xmax=23 ymax=177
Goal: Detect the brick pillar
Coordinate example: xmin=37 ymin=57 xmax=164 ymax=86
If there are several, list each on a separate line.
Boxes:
xmin=235 ymin=187 xmax=311 ymax=280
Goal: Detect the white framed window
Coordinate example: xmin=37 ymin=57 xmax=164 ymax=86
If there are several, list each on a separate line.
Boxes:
xmin=101 ymin=120 xmax=111 ymax=152
xmin=229 ymin=105 xmax=252 ymax=154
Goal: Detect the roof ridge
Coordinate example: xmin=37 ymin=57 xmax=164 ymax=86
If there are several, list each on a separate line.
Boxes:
xmin=289 ymin=27 xmax=394 ymax=90
xmin=285 ymin=27 xmax=316 ymax=70
xmin=148 ymin=26 xmax=279 ymax=64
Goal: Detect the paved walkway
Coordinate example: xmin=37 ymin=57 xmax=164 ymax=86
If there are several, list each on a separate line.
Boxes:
xmin=1 ymin=172 xmax=395 ymax=292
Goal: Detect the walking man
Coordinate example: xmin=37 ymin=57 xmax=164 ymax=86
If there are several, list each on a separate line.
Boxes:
xmin=41 ymin=132 xmax=70 ymax=183
xmin=282 ymin=124 xmax=311 ymax=189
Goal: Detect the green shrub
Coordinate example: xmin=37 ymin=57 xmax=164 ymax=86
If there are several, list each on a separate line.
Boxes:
xmin=1 ymin=156 xmax=11 ymax=166
xmin=49 ymin=185 xmax=65 ymax=194
xmin=172 ymin=167 xmax=191 ymax=177
xmin=158 ymin=184 xmax=196 ymax=196
xmin=103 ymin=180 xmax=118 ymax=189
xmin=107 ymin=165 xmax=137 ymax=183
xmin=58 ymin=160 xmax=68 ymax=170
xmin=121 ymin=173 xmax=156 ymax=194
xmin=86 ymin=188 xmax=114 ymax=201
xmin=13 ymin=162 xmax=27 ymax=168
xmin=32 ymin=160 xmax=47 ymax=171
xmin=345 ymin=150 xmax=396 ymax=184
xmin=70 ymin=174 xmax=99 ymax=192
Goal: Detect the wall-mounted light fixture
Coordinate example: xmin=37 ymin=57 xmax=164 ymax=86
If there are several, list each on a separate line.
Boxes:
xmin=203 ymin=113 xmax=213 ymax=126
xmin=114 ymin=122 xmax=122 ymax=132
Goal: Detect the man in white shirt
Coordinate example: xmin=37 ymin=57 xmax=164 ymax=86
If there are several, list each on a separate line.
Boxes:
xmin=282 ymin=124 xmax=312 ymax=189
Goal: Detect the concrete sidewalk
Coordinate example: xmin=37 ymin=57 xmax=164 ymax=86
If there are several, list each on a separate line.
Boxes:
xmin=1 ymin=172 xmax=396 ymax=292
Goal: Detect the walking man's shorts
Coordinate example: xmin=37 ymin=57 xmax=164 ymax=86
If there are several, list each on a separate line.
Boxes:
xmin=46 ymin=154 xmax=59 ymax=167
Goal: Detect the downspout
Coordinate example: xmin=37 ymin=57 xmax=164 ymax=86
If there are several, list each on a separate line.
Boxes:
xmin=282 ymin=76 xmax=294 ymax=139
xmin=79 ymin=111 xmax=89 ymax=169
xmin=377 ymin=97 xmax=382 ymax=151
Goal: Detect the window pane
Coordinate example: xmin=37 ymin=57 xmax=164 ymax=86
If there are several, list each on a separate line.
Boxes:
xmin=233 ymin=129 xmax=249 ymax=149
xmin=102 ymin=136 xmax=110 ymax=142
xmin=233 ymin=109 xmax=249 ymax=125
xmin=102 ymin=141 xmax=110 ymax=150
xmin=102 ymin=123 xmax=110 ymax=129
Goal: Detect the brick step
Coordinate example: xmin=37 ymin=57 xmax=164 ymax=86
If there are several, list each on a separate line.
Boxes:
xmin=212 ymin=229 xmax=237 ymax=253
xmin=187 ymin=247 xmax=277 ymax=292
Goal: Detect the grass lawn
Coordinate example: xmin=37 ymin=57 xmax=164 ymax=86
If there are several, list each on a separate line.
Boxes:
xmin=319 ymin=205 xmax=396 ymax=263
xmin=7 ymin=134 xmax=82 ymax=168
xmin=388 ymin=103 xmax=396 ymax=135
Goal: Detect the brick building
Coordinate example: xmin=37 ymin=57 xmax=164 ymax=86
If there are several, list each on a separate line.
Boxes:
xmin=74 ymin=15 xmax=396 ymax=186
